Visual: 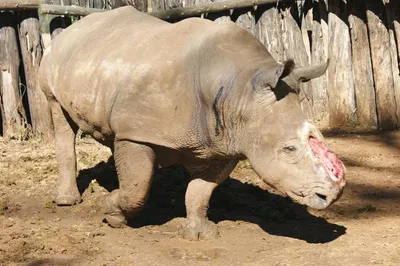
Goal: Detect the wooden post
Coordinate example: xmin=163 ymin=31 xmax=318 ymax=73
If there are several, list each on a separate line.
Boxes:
xmin=0 ymin=12 xmax=27 ymax=139
xmin=17 ymin=11 xmax=53 ymax=140
xmin=85 ymin=0 xmax=106 ymax=9
xmin=232 ymin=8 xmax=256 ymax=35
xmin=107 ymin=0 xmax=147 ymax=11
xmin=39 ymin=0 xmax=71 ymax=48
xmin=255 ymin=6 xmax=284 ymax=62
xmin=348 ymin=0 xmax=377 ymax=129
xmin=45 ymin=0 xmax=72 ymax=40
xmin=149 ymin=0 xmax=166 ymax=12
xmin=366 ymin=0 xmax=398 ymax=129
xmin=49 ymin=16 xmax=71 ymax=39
xmin=391 ymin=1 xmax=400 ymax=62
xmin=301 ymin=0 xmax=313 ymax=61
xmin=327 ymin=0 xmax=356 ymax=129
xmin=201 ymin=0 xmax=231 ymax=23
xmin=280 ymin=3 xmax=313 ymax=119
xmin=69 ymin=0 xmax=87 ymax=8
xmin=310 ymin=0 xmax=329 ymax=128
xmin=281 ymin=4 xmax=310 ymax=65
xmin=151 ymin=0 xmax=183 ymax=11
xmin=386 ymin=0 xmax=400 ymax=126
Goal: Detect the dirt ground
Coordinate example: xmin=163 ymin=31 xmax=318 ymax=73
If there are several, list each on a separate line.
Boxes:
xmin=1 ymin=131 xmax=400 ymax=266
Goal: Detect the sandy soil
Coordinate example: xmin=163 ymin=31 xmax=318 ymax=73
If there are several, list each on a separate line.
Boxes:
xmin=1 ymin=131 xmax=400 ymax=266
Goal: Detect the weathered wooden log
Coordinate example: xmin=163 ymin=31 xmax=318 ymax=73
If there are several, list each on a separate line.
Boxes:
xmin=232 ymin=8 xmax=256 ymax=35
xmin=0 ymin=0 xmax=39 ymax=10
xmin=40 ymin=0 xmax=292 ymax=19
xmin=200 ymin=0 xmax=231 ymax=23
xmin=310 ymin=0 xmax=329 ymax=128
xmin=0 ymin=12 xmax=27 ymax=139
xmin=280 ymin=3 xmax=313 ymax=119
xmin=106 ymin=0 xmax=147 ymax=11
xmin=70 ymin=0 xmax=86 ymax=7
xmin=49 ymin=16 xmax=71 ymax=39
xmin=85 ymin=0 xmax=106 ymax=9
xmin=327 ymin=0 xmax=356 ymax=129
xmin=366 ymin=0 xmax=398 ymax=129
xmin=0 ymin=101 xmax=2 ymax=134
xmin=348 ymin=0 xmax=377 ymax=129
xmin=386 ymin=0 xmax=400 ymax=126
xmin=150 ymin=0 xmax=188 ymax=12
xmin=40 ymin=0 xmax=72 ymax=49
xmin=301 ymin=0 xmax=313 ymax=61
xmin=255 ymin=6 xmax=284 ymax=62
xmin=39 ymin=3 xmax=104 ymax=17
xmin=392 ymin=1 xmax=400 ymax=62
xmin=17 ymin=11 xmax=53 ymax=140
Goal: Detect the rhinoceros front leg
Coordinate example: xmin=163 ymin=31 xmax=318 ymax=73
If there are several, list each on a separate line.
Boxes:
xmin=51 ymin=101 xmax=80 ymax=206
xmin=103 ymin=140 xmax=155 ymax=228
xmin=181 ymin=160 xmax=238 ymax=240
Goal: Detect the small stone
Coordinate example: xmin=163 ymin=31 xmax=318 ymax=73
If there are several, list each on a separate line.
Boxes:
xmin=5 ymin=218 xmax=15 ymax=228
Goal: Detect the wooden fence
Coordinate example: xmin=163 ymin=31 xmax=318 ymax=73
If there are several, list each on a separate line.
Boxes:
xmin=0 ymin=0 xmax=400 ymax=140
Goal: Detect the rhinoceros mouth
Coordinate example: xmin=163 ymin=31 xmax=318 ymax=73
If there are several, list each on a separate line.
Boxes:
xmin=287 ymin=189 xmax=331 ymax=209
xmin=311 ymin=192 xmax=329 ymax=209
xmin=309 ymin=136 xmax=345 ymax=183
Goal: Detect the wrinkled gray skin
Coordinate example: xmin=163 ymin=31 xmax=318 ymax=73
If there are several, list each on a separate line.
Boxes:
xmin=39 ymin=6 xmax=345 ymax=240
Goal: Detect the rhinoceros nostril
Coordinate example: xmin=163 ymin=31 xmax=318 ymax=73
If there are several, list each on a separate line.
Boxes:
xmin=315 ymin=193 xmax=327 ymax=202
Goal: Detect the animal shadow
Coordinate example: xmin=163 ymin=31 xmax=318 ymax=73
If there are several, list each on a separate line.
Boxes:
xmin=76 ymin=157 xmax=346 ymax=244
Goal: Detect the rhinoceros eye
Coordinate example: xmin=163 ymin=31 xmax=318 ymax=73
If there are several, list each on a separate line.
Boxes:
xmin=279 ymin=141 xmax=302 ymax=163
xmin=283 ymin=145 xmax=297 ymax=153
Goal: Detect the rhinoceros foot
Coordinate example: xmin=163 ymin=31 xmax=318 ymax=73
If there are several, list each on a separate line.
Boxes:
xmin=179 ymin=219 xmax=219 ymax=241
xmin=103 ymin=189 xmax=128 ymax=228
xmin=103 ymin=213 xmax=127 ymax=228
xmin=54 ymin=191 xmax=82 ymax=206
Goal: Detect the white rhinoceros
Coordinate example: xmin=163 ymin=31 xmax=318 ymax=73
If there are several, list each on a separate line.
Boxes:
xmin=38 ymin=6 xmax=345 ymax=240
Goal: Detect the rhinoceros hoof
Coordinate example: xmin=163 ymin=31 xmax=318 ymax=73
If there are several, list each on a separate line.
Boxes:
xmin=54 ymin=195 xmax=82 ymax=206
xmin=103 ymin=213 xmax=127 ymax=228
xmin=179 ymin=219 xmax=219 ymax=241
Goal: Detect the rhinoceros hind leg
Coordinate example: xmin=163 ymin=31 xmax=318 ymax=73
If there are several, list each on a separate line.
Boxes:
xmin=50 ymin=101 xmax=80 ymax=206
xmin=181 ymin=161 xmax=237 ymax=240
xmin=103 ymin=140 xmax=155 ymax=228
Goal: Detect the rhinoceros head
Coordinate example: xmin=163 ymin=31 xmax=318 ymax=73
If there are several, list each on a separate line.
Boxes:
xmin=236 ymin=59 xmax=345 ymax=210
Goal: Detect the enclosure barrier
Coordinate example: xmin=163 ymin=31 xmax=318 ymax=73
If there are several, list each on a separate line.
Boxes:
xmin=1 ymin=0 xmax=39 ymax=10
xmin=1 ymin=0 xmax=400 ymax=141
xmin=38 ymin=0 xmax=293 ymax=20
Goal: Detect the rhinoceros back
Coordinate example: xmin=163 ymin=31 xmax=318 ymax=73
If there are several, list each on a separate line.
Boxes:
xmin=41 ymin=6 xmax=214 ymax=147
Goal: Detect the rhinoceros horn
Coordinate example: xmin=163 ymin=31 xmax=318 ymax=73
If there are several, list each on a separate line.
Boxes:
xmin=292 ymin=59 xmax=330 ymax=82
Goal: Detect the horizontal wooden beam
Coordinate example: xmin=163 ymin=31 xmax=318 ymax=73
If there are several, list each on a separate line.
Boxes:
xmin=151 ymin=0 xmax=293 ymax=20
xmin=39 ymin=4 xmax=104 ymax=16
xmin=39 ymin=0 xmax=293 ymax=19
xmin=0 ymin=0 xmax=40 ymax=10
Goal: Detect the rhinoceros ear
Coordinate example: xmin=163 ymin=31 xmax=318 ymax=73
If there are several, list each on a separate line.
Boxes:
xmin=252 ymin=60 xmax=295 ymax=91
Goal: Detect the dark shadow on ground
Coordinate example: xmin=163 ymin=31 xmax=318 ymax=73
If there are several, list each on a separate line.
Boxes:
xmin=322 ymin=130 xmax=400 ymax=152
xmin=76 ymin=159 xmax=346 ymax=244
xmin=340 ymin=155 xmax=400 ymax=174
xmin=77 ymin=157 xmax=119 ymax=194
xmin=322 ymin=179 xmax=400 ymax=218
xmin=26 ymin=258 xmax=73 ymax=266
xmin=351 ymin=181 xmax=400 ymax=201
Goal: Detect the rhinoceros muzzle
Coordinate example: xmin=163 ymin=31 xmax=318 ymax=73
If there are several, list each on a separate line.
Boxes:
xmin=303 ymin=136 xmax=346 ymax=209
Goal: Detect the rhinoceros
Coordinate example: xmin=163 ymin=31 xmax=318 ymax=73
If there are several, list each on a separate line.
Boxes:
xmin=38 ymin=6 xmax=345 ymax=240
